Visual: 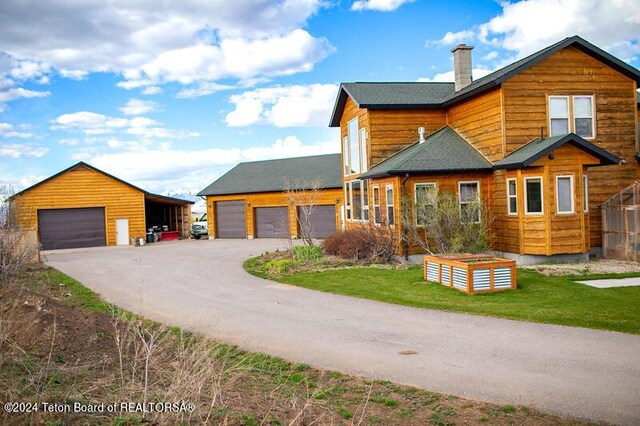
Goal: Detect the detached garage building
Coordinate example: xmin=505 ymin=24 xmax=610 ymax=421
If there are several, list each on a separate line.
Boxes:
xmin=198 ymin=154 xmax=343 ymax=239
xmin=12 ymin=162 xmax=193 ymax=250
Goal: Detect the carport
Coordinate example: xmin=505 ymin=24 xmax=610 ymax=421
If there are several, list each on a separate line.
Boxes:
xmin=145 ymin=194 xmax=191 ymax=240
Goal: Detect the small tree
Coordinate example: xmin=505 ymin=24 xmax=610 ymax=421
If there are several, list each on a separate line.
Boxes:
xmin=284 ymin=178 xmax=322 ymax=246
xmin=402 ymin=190 xmax=493 ymax=254
xmin=0 ymin=185 xmax=38 ymax=282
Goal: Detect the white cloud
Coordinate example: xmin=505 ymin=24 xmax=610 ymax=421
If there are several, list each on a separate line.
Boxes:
xmin=141 ymin=86 xmax=164 ymax=95
xmin=51 ymin=111 xmax=201 ymax=141
xmin=0 ymin=143 xmax=48 ymax=158
xmin=120 ymin=98 xmax=159 ymax=115
xmin=84 ymin=135 xmax=338 ymax=193
xmin=431 ymin=0 xmax=640 ymax=64
xmin=351 ymin=0 xmax=415 ymax=12
xmin=429 ymin=30 xmax=475 ymax=47
xmin=418 ymin=68 xmax=493 ymax=83
xmin=122 ymin=29 xmax=332 ymax=89
xmin=59 ymin=138 xmax=80 ymax=146
xmin=482 ymin=51 xmax=499 ymax=61
xmin=0 ymin=87 xmax=50 ymax=111
xmin=0 ymin=1 xmax=331 ymax=93
xmin=176 ymin=83 xmax=235 ymax=99
xmin=225 ymin=84 xmax=339 ymax=127
xmin=0 ymin=122 xmax=32 ymax=138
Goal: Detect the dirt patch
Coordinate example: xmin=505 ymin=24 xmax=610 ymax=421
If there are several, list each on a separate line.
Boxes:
xmin=523 ymin=259 xmax=640 ymax=276
xmin=0 ymin=265 xmax=592 ymax=425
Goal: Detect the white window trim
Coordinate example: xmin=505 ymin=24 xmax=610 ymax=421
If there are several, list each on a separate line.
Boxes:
xmin=556 ymin=175 xmax=575 ymax=215
xmin=548 ymin=95 xmax=570 ymax=137
xmin=458 ymin=180 xmax=481 ymax=224
xmin=507 ymin=178 xmax=517 ymax=215
xmin=414 ymin=182 xmax=437 ymax=227
xmin=572 ymin=95 xmax=596 ymax=140
xmin=524 ymin=176 xmax=544 ymax=215
xmin=386 ymin=184 xmax=395 ymax=226
xmin=583 ymin=174 xmax=589 ymax=213
xmin=548 ymin=95 xmax=596 ymax=139
xmin=360 ymin=128 xmax=368 ymax=173
xmin=346 ymin=179 xmax=370 ymax=223
xmin=342 ymin=136 xmax=349 ymax=176
xmin=362 ymin=180 xmax=369 ymax=221
xmin=344 ymin=182 xmax=351 ymax=220
xmin=372 ymin=185 xmax=381 ymax=225
xmin=346 ymin=118 xmax=361 ymax=176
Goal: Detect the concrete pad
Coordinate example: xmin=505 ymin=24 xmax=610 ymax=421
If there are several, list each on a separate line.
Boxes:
xmin=577 ymin=277 xmax=640 ymax=288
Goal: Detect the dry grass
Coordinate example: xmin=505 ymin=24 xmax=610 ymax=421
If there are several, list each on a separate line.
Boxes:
xmin=0 ymin=265 xmax=592 ymax=425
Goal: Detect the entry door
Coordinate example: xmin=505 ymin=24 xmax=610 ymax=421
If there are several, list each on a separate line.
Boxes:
xmin=116 ymin=218 xmax=129 ymax=245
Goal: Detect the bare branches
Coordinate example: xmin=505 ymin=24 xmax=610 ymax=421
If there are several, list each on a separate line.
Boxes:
xmin=0 ymin=185 xmax=38 ymax=283
xmin=402 ymin=190 xmax=493 ymax=254
xmin=284 ymin=178 xmax=323 ymax=246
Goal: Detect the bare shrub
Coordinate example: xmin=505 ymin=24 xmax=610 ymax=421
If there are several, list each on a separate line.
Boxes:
xmin=0 ymin=185 xmax=38 ymax=282
xmin=284 ymin=178 xmax=322 ymax=246
xmin=402 ymin=190 xmax=493 ymax=254
xmin=322 ymin=224 xmax=397 ymax=263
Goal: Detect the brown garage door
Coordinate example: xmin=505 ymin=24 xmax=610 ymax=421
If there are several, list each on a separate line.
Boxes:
xmin=255 ymin=207 xmax=289 ymax=238
xmin=215 ymin=200 xmax=246 ymax=238
xmin=38 ymin=207 xmax=106 ymax=250
xmin=297 ymin=205 xmax=336 ymax=238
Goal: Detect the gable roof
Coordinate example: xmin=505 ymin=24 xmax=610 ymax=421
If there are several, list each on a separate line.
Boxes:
xmin=197 ymin=153 xmax=342 ymax=196
xmin=12 ymin=161 xmax=193 ymax=205
xmin=330 ymin=35 xmax=640 ymax=127
xmin=360 ymin=126 xmax=492 ymax=179
xmin=493 ymin=133 xmax=621 ymax=170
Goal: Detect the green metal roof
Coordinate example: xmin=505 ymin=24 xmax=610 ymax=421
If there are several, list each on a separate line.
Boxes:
xmin=493 ymin=133 xmax=621 ymax=170
xmin=330 ymin=36 xmax=640 ymax=127
xmin=197 ymin=153 xmax=342 ymax=196
xmin=360 ymin=126 xmax=492 ymax=179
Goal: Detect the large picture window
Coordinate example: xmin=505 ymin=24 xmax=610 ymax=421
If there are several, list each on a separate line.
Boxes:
xmin=459 ymin=181 xmax=480 ymax=223
xmin=556 ymin=175 xmax=574 ymax=214
xmin=507 ymin=178 xmax=517 ymax=215
xmin=524 ymin=177 xmax=543 ymax=214
xmin=346 ymin=179 xmax=369 ymax=222
xmin=342 ymin=137 xmax=349 ymax=175
xmin=415 ymin=182 xmax=437 ymax=226
xmin=348 ymin=119 xmax=360 ymax=175
xmin=360 ymin=128 xmax=368 ymax=173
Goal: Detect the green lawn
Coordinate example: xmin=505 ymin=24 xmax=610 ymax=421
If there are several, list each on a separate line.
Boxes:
xmin=275 ymin=266 xmax=640 ymax=334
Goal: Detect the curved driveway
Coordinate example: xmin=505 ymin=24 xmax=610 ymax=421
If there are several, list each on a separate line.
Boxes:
xmin=45 ymin=239 xmax=640 ymax=425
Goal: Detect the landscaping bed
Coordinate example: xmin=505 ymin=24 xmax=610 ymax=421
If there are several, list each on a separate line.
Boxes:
xmin=0 ymin=264 xmax=588 ymax=425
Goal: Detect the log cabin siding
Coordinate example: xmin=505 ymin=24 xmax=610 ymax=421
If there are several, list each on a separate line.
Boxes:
xmin=501 ymin=46 xmax=640 ymax=247
xmin=367 ymin=109 xmax=446 ymax=167
xmin=206 ymin=189 xmax=343 ymax=239
xmin=446 ymin=88 xmax=504 ymax=163
xmin=14 ymin=165 xmax=146 ymax=246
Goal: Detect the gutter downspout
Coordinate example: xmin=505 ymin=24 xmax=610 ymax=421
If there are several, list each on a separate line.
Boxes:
xmin=401 ymin=173 xmax=410 ymax=260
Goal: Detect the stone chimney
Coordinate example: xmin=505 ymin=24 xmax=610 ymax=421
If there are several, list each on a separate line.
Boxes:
xmin=451 ymin=44 xmax=474 ymax=91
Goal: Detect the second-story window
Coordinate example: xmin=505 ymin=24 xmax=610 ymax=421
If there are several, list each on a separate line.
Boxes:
xmin=348 ymin=118 xmax=361 ymax=174
xmin=548 ymin=95 xmax=595 ymax=139
xmin=549 ymin=96 xmax=570 ymax=136
xmin=345 ymin=118 xmax=367 ymax=175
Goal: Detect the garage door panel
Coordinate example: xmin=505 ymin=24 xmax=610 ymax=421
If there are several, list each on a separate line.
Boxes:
xmin=216 ymin=201 xmax=246 ymax=238
xmin=255 ymin=207 xmax=289 ymax=238
xmin=298 ymin=205 xmax=336 ymax=238
xmin=38 ymin=208 xmax=106 ymax=250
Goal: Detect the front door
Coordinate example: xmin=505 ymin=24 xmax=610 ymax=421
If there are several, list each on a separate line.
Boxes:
xmin=116 ymin=218 xmax=129 ymax=245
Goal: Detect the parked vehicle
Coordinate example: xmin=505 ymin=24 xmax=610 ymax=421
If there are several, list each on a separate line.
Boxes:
xmin=191 ymin=213 xmax=208 ymax=239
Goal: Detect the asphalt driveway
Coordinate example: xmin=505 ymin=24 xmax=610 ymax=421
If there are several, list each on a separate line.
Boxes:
xmin=45 ymin=239 xmax=640 ymax=425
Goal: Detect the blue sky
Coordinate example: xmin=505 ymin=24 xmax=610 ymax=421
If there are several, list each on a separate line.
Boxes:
xmin=1 ymin=0 xmax=639 ymax=195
